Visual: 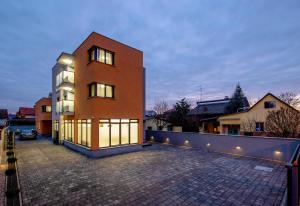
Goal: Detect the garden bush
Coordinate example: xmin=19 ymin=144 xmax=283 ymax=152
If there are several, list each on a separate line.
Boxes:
xmin=5 ymin=168 xmax=16 ymax=176
xmin=7 ymin=145 xmax=13 ymax=150
xmin=6 ymin=151 xmax=14 ymax=156
xmin=7 ymin=157 xmax=17 ymax=163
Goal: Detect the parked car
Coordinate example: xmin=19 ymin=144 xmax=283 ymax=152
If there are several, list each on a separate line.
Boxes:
xmin=19 ymin=129 xmax=37 ymax=140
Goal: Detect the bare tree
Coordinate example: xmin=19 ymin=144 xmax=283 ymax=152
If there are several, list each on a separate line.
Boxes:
xmin=278 ymin=92 xmax=300 ymax=108
xmin=265 ymin=108 xmax=300 ymax=138
xmin=153 ymin=101 xmax=169 ymax=130
xmin=241 ymin=117 xmax=257 ymax=133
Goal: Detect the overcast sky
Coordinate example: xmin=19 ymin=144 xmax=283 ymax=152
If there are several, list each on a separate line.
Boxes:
xmin=0 ymin=0 xmax=300 ymax=113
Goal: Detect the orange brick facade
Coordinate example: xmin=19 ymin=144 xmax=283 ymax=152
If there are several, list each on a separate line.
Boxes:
xmin=35 ymin=97 xmax=52 ymax=135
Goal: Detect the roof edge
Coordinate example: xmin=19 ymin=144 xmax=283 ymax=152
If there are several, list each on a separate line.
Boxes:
xmin=72 ymin=31 xmax=143 ymax=55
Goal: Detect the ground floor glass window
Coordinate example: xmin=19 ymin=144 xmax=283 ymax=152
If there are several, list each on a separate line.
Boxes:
xmin=64 ymin=120 xmax=74 ymax=142
xmin=99 ymin=119 xmax=138 ymax=148
xmin=77 ymin=119 xmax=91 ymax=147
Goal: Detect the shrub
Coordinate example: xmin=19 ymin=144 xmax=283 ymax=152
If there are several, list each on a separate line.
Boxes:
xmin=5 ymin=168 xmax=16 ymax=176
xmin=7 ymin=157 xmax=17 ymax=163
xmin=6 ymin=151 xmax=14 ymax=156
xmin=8 ymin=130 xmax=14 ymax=137
xmin=7 ymin=145 xmax=13 ymax=150
xmin=6 ymin=187 xmax=20 ymax=198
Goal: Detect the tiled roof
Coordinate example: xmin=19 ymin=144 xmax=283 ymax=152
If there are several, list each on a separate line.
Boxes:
xmin=18 ymin=107 xmax=35 ymax=116
xmin=189 ymin=98 xmax=249 ymax=115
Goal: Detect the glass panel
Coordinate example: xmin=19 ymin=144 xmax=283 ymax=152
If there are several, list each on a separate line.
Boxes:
xmin=99 ymin=123 xmax=110 ymax=147
xmin=82 ymin=122 xmax=87 ymax=146
xmin=91 ymin=49 xmax=95 ymax=61
xmin=121 ymin=123 xmax=129 ymax=144
xmin=60 ymin=121 xmax=64 ymax=139
xmin=106 ymin=85 xmax=113 ymax=98
xmin=77 ymin=121 xmax=82 ymax=144
xmin=111 ymin=119 xmax=120 ymax=123
xmin=87 ymin=122 xmax=91 ymax=147
xmin=91 ymin=84 xmax=95 ymax=97
xmin=96 ymin=48 xmax=100 ymax=61
xmin=63 ymin=100 xmax=74 ymax=112
xmin=72 ymin=121 xmax=74 ymax=141
xmin=100 ymin=119 xmax=109 ymax=123
xmin=130 ymin=120 xmax=138 ymax=122
xmin=100 ymin=49 xmax=105 ymax=63
xmin=46 ymin=106 xmax=51 ymax=112
xmin=111 ymin=124 xmax=120 ymax=146
xmin=130 ymin=123 xmax=138 ymax=144
xmin=63 ymin=71 xmax=74 ymax=83
xmin=121 ymin=119 xmax=130 ymax=123
xmin=97 ymin=84 xmax=105 ymax=97
xmin=106 ymin=52 xmax=112 ymax=65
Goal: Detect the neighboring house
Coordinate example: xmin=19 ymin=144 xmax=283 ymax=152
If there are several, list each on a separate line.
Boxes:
xmin=0 ymin=109 xmax=8 ymax=133
xmin=189 ymin=97 xmax=249 ymax=134
xmin=52 ymin=32 xmax=144 ymax=157
xmin=16 ymin=107 xmax=35 ymax=119
xmin=144 ymin=116 xmax=170 ymax=131
xmin=35 ymin=97 xmax=52 ymax=135
xmin=218 ymin=93 xmax=298 ymax=135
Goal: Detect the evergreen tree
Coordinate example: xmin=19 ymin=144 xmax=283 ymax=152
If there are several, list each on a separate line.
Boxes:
xmin=225 ymin=84 xmax=248 ymax=114
xmin=168 ymin=98 xmax=191 ymax=127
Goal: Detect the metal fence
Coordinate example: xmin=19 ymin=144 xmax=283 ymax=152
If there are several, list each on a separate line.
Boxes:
xmin=286 ymin=144 xmax=300 ymax=206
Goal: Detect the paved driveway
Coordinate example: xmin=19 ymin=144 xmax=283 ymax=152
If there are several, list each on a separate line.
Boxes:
xmin=16 ymin=139 xmax=286 ymax=206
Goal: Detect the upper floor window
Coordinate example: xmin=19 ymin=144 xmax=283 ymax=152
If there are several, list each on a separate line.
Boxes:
xmin=42 ymin=105 xmax=51 ymax=113
xmin=264 ymin=101 xmax=276 ymax=109
xmin=88 ymin=46 xmax=114 ymax=65
xmin=89 ymin=83 xmax=114 ymax=98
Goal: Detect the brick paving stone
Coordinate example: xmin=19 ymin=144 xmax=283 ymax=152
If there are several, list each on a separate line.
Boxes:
xmin=15 ymin=140 xmax=287 ymax=206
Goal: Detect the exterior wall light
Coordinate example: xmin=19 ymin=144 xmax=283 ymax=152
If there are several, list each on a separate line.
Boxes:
xmin=184 ymin=140 xmax=189 ymax=144
xmin=274 ymin=150 xmax=282 ymax=155
xmin=165 ymin=138 xmax=170 ymax=143
xmin=236 ymin=146 xmax=241 ymax=150
xmin=150 ymin=136 xmax=154 ymax=141
xmin=206 ymin=143 xmax=211 ymax=147
xmin=62 ymin=58 xmax=73 ymax=65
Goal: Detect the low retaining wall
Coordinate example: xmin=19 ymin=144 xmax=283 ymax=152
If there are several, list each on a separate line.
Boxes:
xmin=146 ymin=130 xmax=300 ymax=162
xmin=63 ymin=140 xmax=143 ymax=158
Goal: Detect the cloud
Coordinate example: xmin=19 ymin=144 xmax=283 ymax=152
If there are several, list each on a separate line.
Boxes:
xmin=0 ymin=0 xmax=299 ymax=112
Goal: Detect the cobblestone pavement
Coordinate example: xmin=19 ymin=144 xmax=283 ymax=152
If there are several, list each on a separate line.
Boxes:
xmin=16 ymin=140 xmax=286 ymax=206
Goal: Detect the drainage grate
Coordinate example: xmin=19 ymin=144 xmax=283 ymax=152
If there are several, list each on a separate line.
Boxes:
xmin=254 ymin=165 xmax=273 ymax=172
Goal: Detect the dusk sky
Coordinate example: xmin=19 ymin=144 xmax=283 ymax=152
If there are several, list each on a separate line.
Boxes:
xmin=0 ymin=0 xmax=300 ymax=113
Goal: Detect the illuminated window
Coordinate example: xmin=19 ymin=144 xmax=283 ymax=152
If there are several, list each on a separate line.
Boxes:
xmin=98 ymin=119 xmax=139 ymax=148
xmin=56 ymin=70 xmax=74 ymax=86
xmin=99 ymin=120 xmax=110 ymax=147
xmin=97 ymin=84 xmax=105 ymax=97
xmin=111 ymin=123 xmax=120 ymax=146
xmin=105 ymin=85 xmax=113 ymax=98
xmin=88 ymin=46 xmax=114 ymax=65
xmin=77 ymin=119 xmax=91 ymax=147
xmin=105 ymin=52 xmax=113 ymax=65
xmin=89 ymin=83 xmax=114 ymax=98
xmin=64 ymin=120 xmax=74 ymax=142
xmin=42 ymin=105 xmax=51 ymax=112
